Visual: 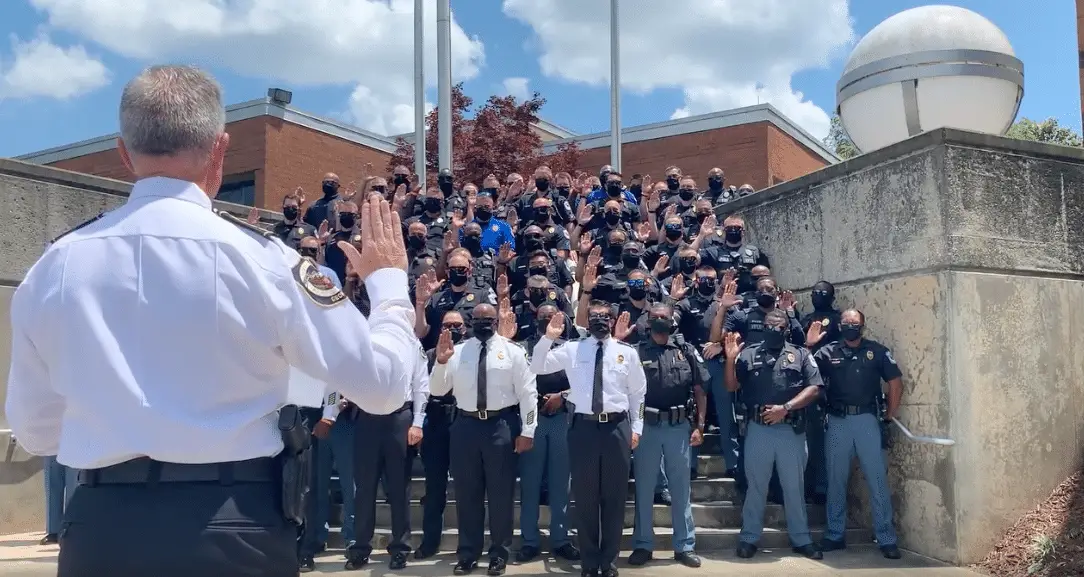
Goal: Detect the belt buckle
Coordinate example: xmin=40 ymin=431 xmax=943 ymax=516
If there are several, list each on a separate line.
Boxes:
xmin=478 ymin=410 xmax=489 ymax=420
xmin=598 ymin=412 xmax=609 ymax=423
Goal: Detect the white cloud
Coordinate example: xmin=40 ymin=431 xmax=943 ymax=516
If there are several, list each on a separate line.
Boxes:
xmin=0 ymin=33 xmax=110 ymax=100
xmin=501 ymin=0 xmax=854 ymax=139
xmin=501 ymin=77 xmax=530 ymax=101
xmin=27 ymin=0 xmax=486 ymax=134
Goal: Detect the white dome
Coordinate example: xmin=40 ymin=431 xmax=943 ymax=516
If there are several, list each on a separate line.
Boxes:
xmin=837 ymin=5 xmax=1023 ymax=154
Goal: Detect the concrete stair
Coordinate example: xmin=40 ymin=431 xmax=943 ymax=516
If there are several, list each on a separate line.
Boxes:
xmin=323 ymin=433 xmax=873 ymax=551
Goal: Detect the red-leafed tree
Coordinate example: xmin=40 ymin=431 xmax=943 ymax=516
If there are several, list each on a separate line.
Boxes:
xmin=389 ymin=83 xmax=582 ymax=186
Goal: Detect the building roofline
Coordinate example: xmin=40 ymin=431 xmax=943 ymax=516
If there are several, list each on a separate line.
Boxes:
xmin=16 ymin=97 xmax=399 ymax=165
xmin=532 ymin=117 xmax=577 ymax=138
xmin=541 ymin=103 xmax=838 ymax=163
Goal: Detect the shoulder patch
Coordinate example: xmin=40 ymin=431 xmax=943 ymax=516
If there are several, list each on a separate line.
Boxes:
xmin=886 ymin=350 xmax=897 ymax=365
xmin=215 ymin=208 xmax=275 ymax=240
xmin=292 ymin=257 xmax=348 ymax=307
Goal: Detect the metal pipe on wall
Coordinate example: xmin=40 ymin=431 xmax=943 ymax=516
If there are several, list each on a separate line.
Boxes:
xmin=437 ymin=0 xmax=452 ymax=171
xmin=609 ymin=0 xmax=621 ymax=171
xmin=413 ymin=0 xmax=426 ymax=178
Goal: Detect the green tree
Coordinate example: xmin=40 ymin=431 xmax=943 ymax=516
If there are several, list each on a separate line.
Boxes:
xmin=1006 ymin=117 xmax=1082 ymax=147
xmin=824 ymin=114 xmax=858 ymax=160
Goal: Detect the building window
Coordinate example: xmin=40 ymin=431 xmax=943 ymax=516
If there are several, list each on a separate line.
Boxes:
xmin=217 ymin=172 xmax=256 ymax=206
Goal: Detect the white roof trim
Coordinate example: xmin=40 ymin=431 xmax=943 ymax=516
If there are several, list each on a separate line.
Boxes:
xmin=16 ymin=97 xmax=398 ymax=164
xmin=541 ymin=103 xmax=838 ymax=163
xmin=533 ymin=117 xmax=577 ymax=138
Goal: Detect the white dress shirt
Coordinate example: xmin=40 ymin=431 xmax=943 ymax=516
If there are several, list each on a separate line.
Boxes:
xmin=530 ymin=336 xmax=647 ymax=435
xmin=4 ymin=177 xmax=419 ymax=469
xmin=429 ymin=335 xmax=538 ymax=438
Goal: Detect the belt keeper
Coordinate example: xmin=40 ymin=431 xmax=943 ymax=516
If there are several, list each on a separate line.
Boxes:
xmin=219 ymin=462 xmax=235 ymax=486
xmin=146 ymin=460 xmax=163 ymax=488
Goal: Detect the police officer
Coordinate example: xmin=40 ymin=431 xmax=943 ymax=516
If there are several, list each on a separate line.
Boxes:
xmin=405 ymin=221 xmax=441 ymax=292
xmin=426 ymin=168 xmax=466 ymax=220
xmin=517 ymin=166 xmax=573 ymax=226
xmin=303 ymin=171 xmax=343 ymax=228
xmin=514 ymin=275 xmax=575 ymax=340
xmin=516 ymin=304 xmax=582 ymax=563
xmin=723 ymin=311 xmax=824 ymax=560
xmin=701 ymin=214 xmax=769 ymax=294
xmin=738 ymin=265 xmax=772 ymax=309
xmin=430 ymin=304 xmax=537 ymax=575
xmin=704 ymin=168 xmax=727 ymax=205
xmin=508 ymin=246 xmax=573 ymax=305
xmin=405 ymin=186 xmax=452 ymax=253
xmin=628 ymin=303 xmax=707 ymax=568
xmin=528 ymin=198 xmax=573 ymax=254
xmin=461 ymin=221 xmax=500 ymax=289
xmin=346 ymin=344 xmax=429 ymax=570
xmin=415 ymin=312 xmax=466 ymax=560
xmin=810 ymin=309 xmax=903 ymax=560
xmin=469 ymin=191 xmax=516 ymax=253
xmin=722 ymin=277 xmax=805 ymax=347
xmin=417 ymin=249 xmax=497 ymax=349
xmin=324 ymin=198 xmax=361 ymax=284
xmin=5 ymin=64 xmax=420 ymax=577
xmin=642 ymin=214 xmax=686 ymax=281
xmin=273 ymin=188 xmax=316 ymax=249
xmin=799 ymin=280 xmax=842 ymax=505
xmin=530 ymin=304 xmax=647 ymax=577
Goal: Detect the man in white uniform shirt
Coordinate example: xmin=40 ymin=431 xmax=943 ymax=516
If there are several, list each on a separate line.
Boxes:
xmin=4 ymin=65 xmax=418 ymax=577
xmin=430 ymin=303 xmax=537 ymax=576
xmin=530 ymin=301 xmax=647 ymax=577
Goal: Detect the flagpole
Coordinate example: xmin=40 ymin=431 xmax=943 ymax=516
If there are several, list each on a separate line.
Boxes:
xmin=437 ymin=0 xmax=452 ymax=171
xmin=413 ymin=0 xmax=426 ymax=178
xmin=610 ymin=0 xmax=621 ymax=171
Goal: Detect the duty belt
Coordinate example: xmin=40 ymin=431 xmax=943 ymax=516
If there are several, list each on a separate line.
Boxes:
xmin=827 ymin=402 xmax=876 ymax=416
xmin=358 ymin=401 xmax=412 ymax=418
xmin=644 ymin=405 xmax=689 ymax=426
xmin=427 ymin=398 xmax=458 ymax=420
xmin=536 ymin=395 xmax=568 ymax=414
xmin=573 ymin=411 xmax=626 ymax=423
xmin=746 ymin=404 xmax=803 ymax=426
xmin=458 ymin=406 xmax=516 ymax=420
xmin=78 ymin=457 xmax=276 ymax=486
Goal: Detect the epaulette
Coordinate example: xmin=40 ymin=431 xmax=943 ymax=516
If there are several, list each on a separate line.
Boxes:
xmin=50 ymin=210 xmax=108 ymax=244
xmin=214 ymin=208 xmax=275 ymax=240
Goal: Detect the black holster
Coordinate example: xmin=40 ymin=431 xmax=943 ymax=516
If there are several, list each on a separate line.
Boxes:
xmin=278 ymin=404 xmax=312 ymax=526
xmin=876 ymin=393 xmax=892 ymax=450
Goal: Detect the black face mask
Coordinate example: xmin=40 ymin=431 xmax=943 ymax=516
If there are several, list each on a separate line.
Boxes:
xmin=537 ymin=317 xmax=553 ymax=335
xmin=679 ymin=189 xmax=695 ymax=201
xmin=528 ymin=288 xmax=547 ymax=306
xmin=606 ymin=184 xmax=623 ymax=197
xmin=424 ymin=197 xmax=443 ymax=213
xmin=482 ymin=187 xmax=499 ymax=197
xmin=696 ymin=212 xmax=711 ymax=223
xmin=472 ymin=319 xmax=495 ymax=341
xmin=394 ymin=174 xmax=409 ymax=186
xmin=604 ymin=212 xmax=621 ymax=226
xmin=299 ymin=248 xmax=319 ymax=260
xmin=841 ymin=323 xmax=863 ymax=341
xmin=621 ymin=253 xmax=641 ymax=269
xmin=556 ymin=186 xmax=571 ymax=197
xmin=535 ymin=178 xmax=550 ymax=191
xmin=588 ymin=316 xmax=612 ymax=340
xmin=664 ymin=224 xmax=683 ymax=241
xmin=525 ymin=237 xmax=544 ymax=251
xmin=811 ymin=291 xmax=834 ymax=311
xmin=475 ymin=207 xmax=492 ymax=221
xmin=322 ymin=182 xmax=338 ymax=196
xmin=724 ymin=228 xmax=743 ymax=244
xmin=628 ymin=285 xmax=647 ymax=301
xmin=629 ymin=183 xmax=642 ymax=195
xmin=283 ymin=206 xmax=299 ymax=220
xmin=534 ymin=210 xmax=551 ymax=222
xmin=339 ymin=214 xmax=356 ymax=229
xmin=756 ymin=291 xmax=777 ymax=309
xmin=696 ymin=278 xmax=716 ymax=296
xmin=649 ymin=316 xmax=672 ymax=335
xmin=448 ymin=327 xmax=465 ymax=343
xmin=708 ymin=177 xmax=724 ymax=191
xmin=666 ymin=177 xmax=679 ymax=190
xmin=438 ymin=180 xmax=454 ymax=194
xmin=448 ymin=269 xmax=469 ymax=287
xmin=605 ymin=244 xmax=623 ymax=259
xmin=408 ymin=235 xmax=426 ymax=250
xmin=679 ymin=258 xmax=697 ymax=275
xmin=462 ymin=235 xmax=482 ymax=252
xmin=372 ymin=185 xmax=387 ymax=196
xmin=763 ymin=327 xmax=786 ymax=349
xmin=529 ymin=266 xmax=548 ymax=277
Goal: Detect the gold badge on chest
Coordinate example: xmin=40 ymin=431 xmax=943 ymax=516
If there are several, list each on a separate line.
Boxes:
xmin=866 ymin=350 xmax=874 ymax=360
xmin=616 ymin=354 xmax=625 ymax=364
xmin=786 ymin=352 xmax=795 ymax=363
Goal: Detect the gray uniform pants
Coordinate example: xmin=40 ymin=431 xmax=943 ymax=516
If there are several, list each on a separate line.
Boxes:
xmin=739 ymin=422 xmax=812 ymax=547
xmin=825 ymin=413 xmax=897 ymax=545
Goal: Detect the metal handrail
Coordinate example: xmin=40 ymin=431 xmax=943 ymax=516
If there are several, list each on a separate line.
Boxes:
xmin=891 ymin=418 xmax=954 ymax=446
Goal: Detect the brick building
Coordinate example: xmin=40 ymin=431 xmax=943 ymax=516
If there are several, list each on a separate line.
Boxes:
xmin=14 ymin=91 xmax=836 ymax=211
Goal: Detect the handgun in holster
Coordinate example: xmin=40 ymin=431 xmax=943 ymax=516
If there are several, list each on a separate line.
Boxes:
xmin=733 ymin=392 xmax=747 ymax=438
xmin=278 ymin=404 xmax=312 ymax=526
xmin=876 ymin=393 xmax=892 ymax=450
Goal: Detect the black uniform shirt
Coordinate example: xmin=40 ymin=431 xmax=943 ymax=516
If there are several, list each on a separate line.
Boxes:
xmin=801 ymin=309 xmax=842 ymax=354
xmin=323 ymin=228 xmax=361 ymax=285
xmin=735 ymin=343 xmax=823 ymax=407
xmin=638 ymin=335 xmax=709 ymax=409
xmin=724 ymin=306 xmax=805 ymax=347
xmin=523 ymin=333 xmax=572 ymax=398
xmin=272 ymin=220 xmax=316 ymax=250
xmin=672 ymin=293 xmax=721 ymax=346
xmin=421 ymin=285 xmax=497 ymax=349
xmin=700 ymin=243 xmax=769 ymax=294
xmin=812 ymin=339 xmax=901 ymax=407
xmin=405 ymin=212 xmax=451 ymax=254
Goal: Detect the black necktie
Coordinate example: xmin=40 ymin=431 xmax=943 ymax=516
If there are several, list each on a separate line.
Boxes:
xmin=592 ymin=341 xmax=605 ymax=414
xmin=477 ymin=340 xmax=488 ymax=411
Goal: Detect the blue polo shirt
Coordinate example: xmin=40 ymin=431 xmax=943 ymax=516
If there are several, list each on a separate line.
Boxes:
xmin=462 ymin=218 xmax=516 ymax=252
xmin=585 ymin=186 xmax=638 ymax=206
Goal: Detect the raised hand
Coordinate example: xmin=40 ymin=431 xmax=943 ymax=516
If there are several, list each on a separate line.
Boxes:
xmin=392 ymin=184 xmax=408 ymax=210
xmin=724 ymin=332 xmax=744 ymax=360
xmin=505 ymin=208 xmax=519 ymax=231
xmin=806 ymin=321 xmax=825 ymax=348
xmin=698 ymin=214 xmax=717 ymax=238
xmin=507 ymin=179 xmax=525 ymax=200
xmin=498 ymin=243 xmax=516 ymax=265
xmin=338 ymin=194 xmax=408 ymax=281
xmin=779 ymin=290 xmax=796 ymax=311
xmin=247 ymin=206 xmax=259 ymax=225
xmin=719 ymin=280 xmax=742 ymax=309
xmin=436 ymin=329 xmax=455 ymax=364
xmin=577 ymin=203 xmax=594 ymax=226
xmin=416 ymin=272 xmax=440 ymax=305
xmin=614 ymin=311 xmax=633 ymax=341
xmin=496 ymin=273 xmax=510 ymax=299
xmin=578 ymin=235 xmax=594 ymax=255
xmin=317 ymin=220 xmax=330 ymax=242
xmin=702 ymin=342 xmax=724 ymax=360
xmin=545 ymin=312 xmax=565 ymax=340
xmin=636 ymin=221 xmax=652 ymax=241
xmin=722 ymin=267 xmax=737 ymax=285
xmin=663 ymin=203 xmax=677 ymax=220
xmin=651 ymin=254 xmax=669 ymax=277
xmin=498 ymin=297 xmax=516 ymax=338
xmin=295 ymin=186 xmax=307 ymax=206
xmin=670 ymin=274 xmax=688 ymax=301
xmin=343 ymin=181 xmax=358 ymax=200
xmin=442 ymin=230 xmax=458 ymax=254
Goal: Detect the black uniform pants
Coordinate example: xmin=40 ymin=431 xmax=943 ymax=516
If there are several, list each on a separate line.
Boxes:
xmin=58 ymin=459 xmax=297 ymax=577
xmin=568 ymin=415 xmax=632 ymax=572
xmin=350 ymin=404 xmax=414 ymax=558
xmin=420 ymin=411 xmax=453 ymax=549
xmin=449 ymin=410 xmax=518 ymax=563
xmin=298 ymin=407 xmax=329 ymax=557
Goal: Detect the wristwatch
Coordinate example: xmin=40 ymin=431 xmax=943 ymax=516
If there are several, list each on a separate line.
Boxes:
xmin=782 ymin=402 xmax=793 ymax=413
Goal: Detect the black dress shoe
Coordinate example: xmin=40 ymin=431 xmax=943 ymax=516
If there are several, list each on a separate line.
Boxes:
xmin=453 ymin=559 xmax=477 ymax=575
xmin=415 ymin=545 xmax=439 ymax=559
xmin=39 ymin=534 xmax=58 ymax=546
xmin=540 ymin=490 xmax=550 ymax=506
xmin=736 ymin=542 xmax=758 ymax=558
xmin=793 ymin=544 xmax=823 ymax=560
xmin=601 ymin=566 xmax=619 ymax=577
xmin=675 ymin=552 xmax=702 ymax=568
xmin=724 ymin=468 xmax=738 ymax=478
xmin=654 ymin=489 xmax=672 ymax=505
xmin=627 ymin=549 xmax=652 ymax=566
xmin=820 ymin=538 xmax=846 ymax=552
xmin=580 ymin=569 xmax=599 ymax=577
xmin=881 ymin=545 xmax=902 ymax=559
xmin=344 ymin=556 xmax=370 ymax=571
xmin=389 ymin=552 xmax=408 ymax=570
xmin=487 ymin=557 xmax=507 ymax=576
xmin=689 ymin=468 xmax=699 ymax=480
xmin=516 ymin=546 xmax=540 ymax=563
xmin=299 ymin=556 xmax=316 ymax=573
xmin=554 ymin=543 xmax=581 ymax=561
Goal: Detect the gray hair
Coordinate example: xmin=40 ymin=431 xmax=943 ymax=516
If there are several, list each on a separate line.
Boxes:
xmin=119 ymin=65 xmax=225 ymax=157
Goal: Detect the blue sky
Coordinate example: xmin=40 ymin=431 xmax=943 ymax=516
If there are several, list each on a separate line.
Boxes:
xmin=0 ymin=0 xmax=1077 ymax=158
